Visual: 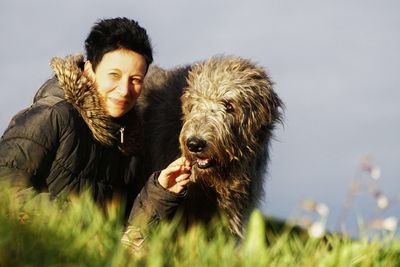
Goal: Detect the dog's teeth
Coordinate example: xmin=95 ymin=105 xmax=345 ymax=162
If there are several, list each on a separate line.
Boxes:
xmin=197 ymin=158 xmax=210 ymax=166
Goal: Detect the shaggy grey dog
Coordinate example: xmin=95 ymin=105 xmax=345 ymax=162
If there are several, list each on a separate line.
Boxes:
xmin=136 ymin=56 xmax=283 ymax=237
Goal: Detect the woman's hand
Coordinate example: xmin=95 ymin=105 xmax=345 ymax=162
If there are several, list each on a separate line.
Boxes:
xmin=158 ymin=157 xmax=191 ymax=194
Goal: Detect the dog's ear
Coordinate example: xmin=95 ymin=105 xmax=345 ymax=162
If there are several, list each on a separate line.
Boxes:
xmin=240 ymin=68 xmax=284 ymax=148
xmin=252 ymin=67 xmax=284 ymax=127
xmin=266 ymin=90 xmax=284 ymax=126
xmin=180 ymin=88 xmax=191 ymax=116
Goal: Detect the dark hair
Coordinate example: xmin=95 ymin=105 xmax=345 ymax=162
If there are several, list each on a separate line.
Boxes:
xmin=85 ymin=17 xmax=153 ymax=71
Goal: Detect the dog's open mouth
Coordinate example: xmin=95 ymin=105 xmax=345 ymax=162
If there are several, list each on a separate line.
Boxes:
xmin=193 ymin=156 xmax=216 ymax=169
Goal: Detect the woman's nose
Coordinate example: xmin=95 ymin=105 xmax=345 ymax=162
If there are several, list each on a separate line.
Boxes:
xmin=118 ymin=79 xmax=131 ymax=96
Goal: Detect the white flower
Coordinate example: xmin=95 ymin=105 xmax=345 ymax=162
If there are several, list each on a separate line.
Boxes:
xmin=370 ymin=166 xmax=381 ymax=180
xmin=382 ymin=217 xmax=398 ymax=232
xmin=377 ymin=195 xmax=389 ymax=210
xmin=316 ymin=203 xmax=330 ymax=217
xmin=308 ymin=221 xmax=325 ymax=238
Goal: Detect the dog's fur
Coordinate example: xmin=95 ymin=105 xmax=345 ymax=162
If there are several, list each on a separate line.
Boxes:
xmin=136 ymin=56 xmax=283 ymax=237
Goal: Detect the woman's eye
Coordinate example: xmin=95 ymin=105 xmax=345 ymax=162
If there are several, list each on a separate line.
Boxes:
xmin=109 ymin=73 xmax=120 ymax=79
xmin=131 ymin=78 xmax=143 ymax=85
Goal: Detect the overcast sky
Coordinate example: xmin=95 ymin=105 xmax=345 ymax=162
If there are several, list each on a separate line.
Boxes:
xmin=1 ymin=0 xmax=399 ymax=235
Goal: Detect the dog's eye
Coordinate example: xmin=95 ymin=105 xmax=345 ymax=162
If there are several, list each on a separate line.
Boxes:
xmin=224 ymin=102 xmax=234 ymax=113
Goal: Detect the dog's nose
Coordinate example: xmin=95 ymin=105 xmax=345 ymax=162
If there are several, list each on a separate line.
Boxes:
xmin=186 ymin=136 xmax=207 ymax=152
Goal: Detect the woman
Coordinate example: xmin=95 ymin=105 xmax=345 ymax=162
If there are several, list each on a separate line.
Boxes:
xmin=0 ymin=17 xmax=190 ymax=251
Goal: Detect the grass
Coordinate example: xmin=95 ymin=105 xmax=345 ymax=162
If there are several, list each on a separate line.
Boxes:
xmin=0 ymin=182 xmax=399 ymax=267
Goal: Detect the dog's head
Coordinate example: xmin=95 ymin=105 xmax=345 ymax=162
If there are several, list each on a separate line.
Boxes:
xmin=179 ymin=56 xmax=283 ymax=178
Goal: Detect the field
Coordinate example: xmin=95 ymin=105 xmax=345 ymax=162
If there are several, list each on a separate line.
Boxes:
xmin=0 ymin=182 xmax=399 ymax=267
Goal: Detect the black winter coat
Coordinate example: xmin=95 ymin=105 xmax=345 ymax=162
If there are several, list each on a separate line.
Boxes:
xmin=0 ymin=55 xmax=184 ymax=249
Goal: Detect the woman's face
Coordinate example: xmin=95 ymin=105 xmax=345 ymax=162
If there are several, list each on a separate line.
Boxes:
xmin=85 ymin=48 xmax=147 ymax=118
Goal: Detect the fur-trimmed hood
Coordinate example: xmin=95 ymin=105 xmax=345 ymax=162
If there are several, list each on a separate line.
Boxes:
xmin=36 ymin=54 xmax=142 ymax=155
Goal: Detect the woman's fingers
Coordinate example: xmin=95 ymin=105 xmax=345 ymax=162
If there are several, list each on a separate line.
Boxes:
xmin=177 ymin=178 xmax=190 ymax=187
xmin=164 ymin=158 xmax=191 ymax=172
xmin=158 ymin=156 xmax=192 ymax=193
xmin=168 ymin=157 xmax=186 ymax=167
xmin=175 ymin=173 xmax=190 ymax=182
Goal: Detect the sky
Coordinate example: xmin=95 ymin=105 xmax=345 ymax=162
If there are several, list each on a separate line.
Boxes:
xmin=1 ymin=0 xmax=399 ymax=235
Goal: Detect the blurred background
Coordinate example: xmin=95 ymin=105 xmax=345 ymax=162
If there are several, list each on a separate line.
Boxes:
xmin=1 ymin=0 xmax=399 ymax=236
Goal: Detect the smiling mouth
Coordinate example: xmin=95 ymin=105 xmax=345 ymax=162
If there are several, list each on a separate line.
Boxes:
xmin=109 ymin=98 xmax=128 ymax=107
xmin=192 ymin=157 xmax=216 ymax=169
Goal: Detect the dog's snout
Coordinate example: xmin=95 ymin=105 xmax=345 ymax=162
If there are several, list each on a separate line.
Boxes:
xmin=186 ymin=136 xmax=207 ymax=152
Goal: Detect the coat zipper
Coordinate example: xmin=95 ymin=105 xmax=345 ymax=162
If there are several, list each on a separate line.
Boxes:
xmin=119 ymin=127 xmax=125 ymax=144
